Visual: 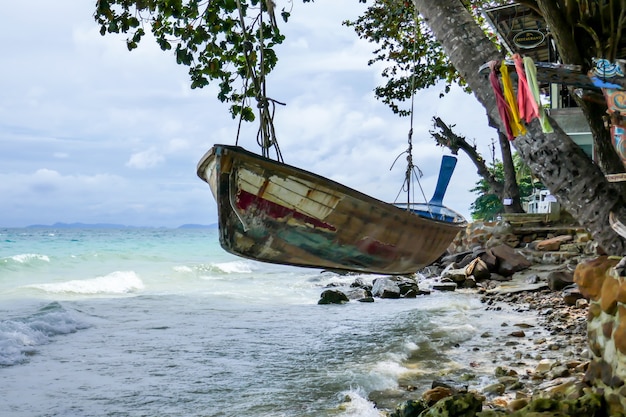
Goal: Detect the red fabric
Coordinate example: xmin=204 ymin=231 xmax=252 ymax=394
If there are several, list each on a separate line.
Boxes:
xmin=513 ymin=54 xmax=538 ymax=123
xmin=489 ymin=66 xmax=514 ymax=140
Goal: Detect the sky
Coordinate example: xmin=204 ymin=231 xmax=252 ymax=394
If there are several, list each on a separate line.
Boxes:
xmin=0 ymin=0 xmax=498 ymax=228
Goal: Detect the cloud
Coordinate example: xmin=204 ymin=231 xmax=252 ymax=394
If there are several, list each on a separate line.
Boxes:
xmin=0 ymin=0 xmax=495 ymax=227
xmin=126 ymin=148 xmax=166 ymax=169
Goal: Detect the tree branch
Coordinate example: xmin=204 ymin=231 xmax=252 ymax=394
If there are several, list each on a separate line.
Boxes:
xmin=430 ymin=116 xmax=504 ymax=197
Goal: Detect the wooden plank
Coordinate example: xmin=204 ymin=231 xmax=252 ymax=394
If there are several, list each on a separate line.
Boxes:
xmin=606 ymin=173 xmax=626 ymax=182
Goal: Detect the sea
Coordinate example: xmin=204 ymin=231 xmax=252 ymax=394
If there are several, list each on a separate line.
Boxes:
xmin=0 ymin=227 xmax=534 ymax=417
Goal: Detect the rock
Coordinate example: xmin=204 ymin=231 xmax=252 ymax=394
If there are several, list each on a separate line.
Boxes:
xmin=546 ymin=269 xmax=574 ymax=291
xmin=507 ymin=398 xmax=528 ymax=412
xmin=548 ymin=365 xmax=571 ymax=379
xmin=431 ymin=379 xmax=468 ymax=394
xmin=318 ymin=289 xmax=349 ymax=304
xmin=573 ymin=255 xmax=619 ymax=301
xmin=432 ymin=282 xmax=457 ymax=292
xmin=536 ymin=234 xmax=573 ymax=251
xmin=422 ymin=386 xmax=453 ymax=405
xmin=462 ymin=277 xmax=477 ymax=288
xmin=479 ymin=250 xmax=498 ymax=271
xmin=535 ymin=359 xmax=554 ymax=374
xmin=398 ymin=280 xmax=421 ymax=297
xmin=342 ymin=287 xmax=370 ymax=300
xmin=418 ymin=393 xmax=482 ymax=417
xmin=372 ymin=277 xmax=401 ymax=299
xmin=497 ymin=376 xmax=519 ymax=387
xmin=456 ymin=252 xmax=476 ymax=269
xmin=575 ymin=298 xmax=589 ymax=309
xmin=525 ymin=274 xmax=540 ymax=284
xmin=562 ymin=286 xmax=584 ymax=306
xmin=488 ymin=273 xmax=512 ymax=282
xmin=482 ymin=383 xmax=506 ymax=395
xmin=465 ymin=257 xmax=491 ymax=280
xmin=350 ymin=277 xmax=372 ymax=291
xmin=441 ymin=268 xmax=467 ymax=284
xmin=440 ymin=250 xmax=473 ymax=266
xmin=489 ymin=244 xmax=532 ymax=276
xmin=388 ymin=399 xmax=428 ymax=417
xmin=494 ymin=366 xmax=517 ymax=377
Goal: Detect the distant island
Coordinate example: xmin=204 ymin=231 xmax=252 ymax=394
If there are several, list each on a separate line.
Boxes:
xmin=22 ymin=222 xmax=218 ymax=229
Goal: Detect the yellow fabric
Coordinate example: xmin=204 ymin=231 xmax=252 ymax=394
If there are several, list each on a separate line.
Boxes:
xmin=499 ymin=62 xmax=526 ymax=137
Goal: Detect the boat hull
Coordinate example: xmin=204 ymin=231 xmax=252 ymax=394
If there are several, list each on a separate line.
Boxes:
xmin=197 ymin=145 xmax=466 ymax=275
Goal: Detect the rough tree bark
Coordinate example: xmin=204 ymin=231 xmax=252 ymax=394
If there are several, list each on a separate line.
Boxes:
xmin=498 ymin=131 xmax=525 ymax=213
xmin=414 ymin=0 xmax=626 ymax=254
xmin=535 ymin=0 xmax=626 ymax=179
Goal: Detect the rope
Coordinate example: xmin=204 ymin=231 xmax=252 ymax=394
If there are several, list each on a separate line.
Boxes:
xmin=392 ymin=2 xmax=429 ymax=212
xmin=234 ymin=0 xmax=284 ymax=161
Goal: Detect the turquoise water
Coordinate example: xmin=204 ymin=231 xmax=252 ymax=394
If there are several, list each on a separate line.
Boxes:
xmin=0 ymin=227 xmax=514 ymax=416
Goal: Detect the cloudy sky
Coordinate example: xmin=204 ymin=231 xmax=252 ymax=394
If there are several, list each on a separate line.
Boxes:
xmin=0 ymin=0 xmax=498 ymax=228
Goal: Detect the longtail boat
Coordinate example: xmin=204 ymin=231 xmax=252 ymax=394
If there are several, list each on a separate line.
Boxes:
xmin=197 ymin=144 xmax=466 ymax=275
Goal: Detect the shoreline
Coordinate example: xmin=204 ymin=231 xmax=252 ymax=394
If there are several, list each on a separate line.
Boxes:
xmin=374 ymin=264 xmax=592 ymax=415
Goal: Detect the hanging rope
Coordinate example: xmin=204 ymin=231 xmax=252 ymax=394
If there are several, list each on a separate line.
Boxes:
xmin=391 ymin=3 xmax=429 ymax=210
xmin=234 ymin=0 xmax=285 ymax=161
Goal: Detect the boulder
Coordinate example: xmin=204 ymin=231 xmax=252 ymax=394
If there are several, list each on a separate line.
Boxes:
xmin=479 ymin=250 xmax=498 ymax=271
xmin=547 ymin=269 xmax=575 ymax=291
xmin=464 ymin=257 xmax=491 ymax=280
xmin=350 ymin=277 xmax=372 ymax=291
xmin=536 ymin=234 xmax=574 ymax=251
xmin=419 ymin=393 xmax=482 ymax=417
xmin=422 ymin=386 xmax=453 ymax=405
xmin=342 ymin=287 xmax=371 ymax=301
xmin=574 ymin=256 xmax=619 ymax=301
xmin=388 ymin=399 xmax=428 ymax=417
xmin=442 ymin=268 xmax=467 ymax=284
xmin=489 ymin=244 xmax=532 ymax=276
xmin=318 ymin=289 xmax=349 ymax=304
xmin=372 ymin=276 xmax=419 ymax=298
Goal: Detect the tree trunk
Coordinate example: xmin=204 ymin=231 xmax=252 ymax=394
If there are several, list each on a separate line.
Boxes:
xmin=414 ymin=0 xmax=626 ymax=254
xmin=536 ymin=0 xmax=626 ymax=180
xmin=498 ymin=132 xmax=525 ymax=213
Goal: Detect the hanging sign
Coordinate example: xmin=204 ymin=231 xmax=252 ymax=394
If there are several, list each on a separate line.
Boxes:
xmin=513 ymin=30 xmax=546 ymax=49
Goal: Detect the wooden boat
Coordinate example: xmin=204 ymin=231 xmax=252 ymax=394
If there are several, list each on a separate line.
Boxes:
xmin=197 ymin=144 xmax=466 ymax=275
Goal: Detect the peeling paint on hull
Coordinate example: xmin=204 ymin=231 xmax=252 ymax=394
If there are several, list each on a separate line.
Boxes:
xmin=197 ymin=145 xmax=467 ymax=275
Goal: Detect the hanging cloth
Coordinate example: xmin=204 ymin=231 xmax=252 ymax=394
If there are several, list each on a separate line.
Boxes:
xmin=499 ymin=61 xmax=526 ymax=137
xmin=489 ymin=62 xmax=514 ymax=140
xmin=512 ymin=53 xmax=538 ymax=123
xmin=523 ymin=56 xmax=553 ymax=133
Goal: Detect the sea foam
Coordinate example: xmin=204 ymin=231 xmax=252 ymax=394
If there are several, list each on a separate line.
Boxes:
xmin=3 ymin=253 xmax=51 ymax=264
xmin=0 ymin=302 xmax=90 ymax=366
xmin=337 ymin=389 xmax=384 ymax=417
xmin=25 ymin=271 xmax=144 ymax=295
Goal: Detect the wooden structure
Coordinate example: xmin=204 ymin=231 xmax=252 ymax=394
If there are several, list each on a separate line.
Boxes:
xmin=197 ymin=144 xmax=466 ymax=275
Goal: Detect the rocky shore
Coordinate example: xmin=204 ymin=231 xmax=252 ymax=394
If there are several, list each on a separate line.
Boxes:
xmin=321 ymin=220 xmax=618 ymax=416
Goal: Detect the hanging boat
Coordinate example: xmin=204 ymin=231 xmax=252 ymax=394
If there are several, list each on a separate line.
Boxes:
xmin=197 ymin=144 xmax=466 ymax=275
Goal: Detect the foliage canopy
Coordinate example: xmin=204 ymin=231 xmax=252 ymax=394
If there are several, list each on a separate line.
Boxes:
xmin=470 ymin=153 xmax=540 ymax=221
xmin=95 ymin=0 xmax=303 ymax=122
